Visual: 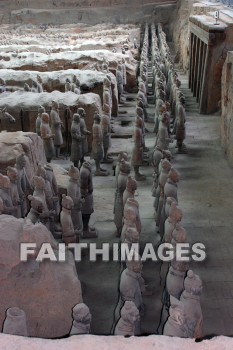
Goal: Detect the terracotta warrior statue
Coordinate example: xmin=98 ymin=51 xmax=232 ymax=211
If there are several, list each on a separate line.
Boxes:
xmin=166 ymin=255 xmax=189 ymax=300
xmin=60 ymin=194 xmax=77 ymax=244
xmin=27 ymin=195 xmax=44 ymax=224
xmin=103 ymin=77 xmax=112 ymax=119
xmin=36 ymin=105 xmax=45 ymax=136
xmin=155 ymin=159 xmax=172 ymax=230
xmin=124 ymin=226 xmax=140 ymax=247
xmin=65 ymin=78 xmax=72 ymax=92
xmin=44 ymin=164 xmax=60 ymax=216
xmin=114 ymin=160 xmax=131 ymax=237
xmin=16 ymin=153 xmax=32 ymax=218
xmin=164 ymin=203 xmax=183 ymax=243
xmin=70 ymin=76 xmax=80 ymax=93
xmin=164 ymin=196 xmax=177 ymax=219
xmin=157 ymin=250 xmax=189 ymax=336
xmin=32 ymin=175 xmax=51 ymax=230
xmin=121 ymin=57 xmax=127 ymax=90
xmin=116 ymin=64 xmax=124 ymax=102
xmin=173 ymin=96 xmax=186 ymax=153
xmin=157 ymin=112 xmax=171 ymax=150
xmin=7 ymin=166 xmax=21 ymax=218
xmin=67 ymin=165 xmax=84 ymax=237
xmin=164 ymin=168 xmax=180 ymax=203
xmin=80 ymin=161 xmax=97 ymax=238
xmin=78 ymin=108 xmax=91 ymax=165
xmin=70 ymin=303 xmax=92 ymax=336
xmin=92 ymin=114 xmax=109 ymax=176
xmin=50 ymin=100 xmax=63 ymax=159
xmin=114 ymin=301 xmax=140 ymax=336
xmin=70 ymin=113 xmax=84 ymax=168
xmin=0 ymin=173 xmax=16 ymax=216
xmin=121 ymin=198 xmax=141 ymax=243
xmin=40 ymin=112 xmax=55 ymax=163
xmin=37 ymin=164 xmax=60 ymax=234
xmin=115 ymin=152 xmax=128 ymax=185
xmin=180 ymin=270 xmax=203 ymax=339
xmin=123 ymin=176 xmax=137 ymax=208
xmin=101 ymin=104 xmax=113 ymax=163
xmin=163 ymin=296 xmax=188 ymax=338
xmin=119 ymin=251 xmax=144 ymax=335
xmin=121 ymin=205 xmax=138 ymax=244
xmin=131 ymin=117 xmax=146 ymax=181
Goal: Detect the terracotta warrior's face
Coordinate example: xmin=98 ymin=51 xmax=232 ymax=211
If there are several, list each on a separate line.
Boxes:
xmin=7 ymin=169 xmax=18 ymax=182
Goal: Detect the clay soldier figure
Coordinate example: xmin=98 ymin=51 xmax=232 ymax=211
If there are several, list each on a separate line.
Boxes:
xmin=103 ymin=77 xmax=112 ymax=119
xmin=123 ymin=176 xmax=137 ymax=208
xmin=60 ymin=194 xmax=78 ymax=244
xmin=74 ymin=79 xmax=81 ymax=95
xmin=34 ymin=80 xmax=43 ymax=93
xmin=163 ymin=296 xmax=189 ymax=338
xmin=92 ymin=114 xmax=109 ymax=176
xmin=114 ymin=160 xmax=131 ymax=237
xmin=159 ymin=253 xmax=189 ymax=335
xmin=0 ymin=174 xmax=16 ymax=215
xmin=166 ymin=251 xmax=189 ymax=300
xmin=80 ymin=161 xmax=97 ymax=238
xmin=157 ymin=112 xmax=171 ymax=150
xmin=122 ymin=58 xmax=127 ymax=90
xmin=164 ymin=168 xmax=180 ymax=202
xmin=67 ymin=165 xmax=84 ymax=237
xmin=50 ymin=100 xmax=63 ymax=159
xmin=136 ymin=106 xmax=149 ymax=152
xmin=36 ymin=105 xmax=45 ymax=136
xmin=124 ymin=227 xmax=140 ymax=247
xmin=16 ymin=153 xmax=32 ymax=217
xmin=115 ymin=152 xmax=128 ymax=185
xmin=44 ymin=164 xmax=60 ymax=215
xmin=36 ymin=164 xmax=59 ymax=225
xmin=27 ymin=195 xmax=44 ymax=224
xmin=180 ymin=270 xmax=203 ymax=339
xmin=70 ymin=113 xmax=84 ymax=168
xmin=7 ymin=166 xmax=21 ymax=218
xmin=121 ymin=204 xmax=139 ymax=243
xmin=119 ymin=251 xmax=144 ymax=335
xmin=71 ymin=76 xmax=80 ymax=94
xmin=156 ymin=159 xmax=172 ymax=231
xmin=114 ymin=301 xmax=140 ymax=336
xmin=101 ymin=104 xmax=113 ymax=163
xmin=70 ymin=303 xmax=92 ymax=336
xmin=78 ymin=107 xmax=91 ymax=165
xmin=174 ymin=96 xmax=186 ymax=153
xmin=164 ymin=203 xmax=183 ymax=243
xmin=31 ymin=176 xmax=54 ymax=230
xmin=65 ymin=78 xmax=72 ymax=92
xmin=36 ymin=74 xmax=43 ymax=92
xmin=154 ymin=93 xmax=166 ymax=134
xmin=131 ymin=117 xmax=146 ymax=181
xmin=122 ymin=198 xmax=142 ymax=242
xmin=152 ymin=146 xmax=163 ymax=176
xmin=116 ymin=64 xmax=124 ymax=102
xmin=40 ymin=112 xmax=55 ymax=163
